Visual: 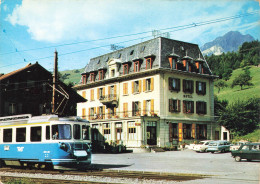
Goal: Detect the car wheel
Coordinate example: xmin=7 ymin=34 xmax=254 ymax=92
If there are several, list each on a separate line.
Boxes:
xmin=247 ymin=159 xmax=252 ymax=162
xmin=221 ymin=149 xmax=225 ymax=153
xmin=235 ymin=156 xmax=241 ymax=162
xmin=211 ymin=151 xmax=214 ymax=154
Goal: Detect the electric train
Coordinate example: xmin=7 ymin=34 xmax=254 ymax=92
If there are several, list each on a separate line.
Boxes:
xmin=0 ymin=114 xmax=92 ymax=170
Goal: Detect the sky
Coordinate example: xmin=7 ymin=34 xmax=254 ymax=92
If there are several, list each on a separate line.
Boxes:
xmin=0 ymin=0 xmax=259 ymax=74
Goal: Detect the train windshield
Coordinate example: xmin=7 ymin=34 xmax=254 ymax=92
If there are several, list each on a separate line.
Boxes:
xmin=52 ymin=124 xmax=71 ymax=140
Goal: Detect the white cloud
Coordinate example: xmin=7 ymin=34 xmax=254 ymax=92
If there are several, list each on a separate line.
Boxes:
xmin=5 ymin=0 xmax=252 ymax=44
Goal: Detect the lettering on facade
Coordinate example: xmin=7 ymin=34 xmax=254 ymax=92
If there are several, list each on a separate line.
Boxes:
xmin=4 ymin=145 xmax=10 ymax=151
xmin=135 ymin=123 xmax=141 ymax=126
xmin=183 ymin=94 xmax=192 ymax=98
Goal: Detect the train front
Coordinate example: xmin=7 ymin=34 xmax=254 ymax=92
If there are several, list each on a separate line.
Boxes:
xmin=48 ymin=118 xmax=92 ymax=170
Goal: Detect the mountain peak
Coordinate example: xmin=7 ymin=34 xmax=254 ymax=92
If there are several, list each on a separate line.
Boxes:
xmin=201 ymin=31 xmax=255 ymax=56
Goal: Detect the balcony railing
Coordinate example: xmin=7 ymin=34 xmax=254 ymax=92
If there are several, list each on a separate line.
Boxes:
xmin=87 ymin=110 xmax=159 ymax=120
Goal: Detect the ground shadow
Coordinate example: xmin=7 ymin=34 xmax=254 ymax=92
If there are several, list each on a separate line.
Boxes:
xmin=88 ymin=163 xmax=133 ymax=170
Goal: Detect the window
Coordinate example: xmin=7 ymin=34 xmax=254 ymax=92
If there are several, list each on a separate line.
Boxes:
xmin=98 ymin=88 xmax=105 ymax=100
xmin=82 ymin=75 xmax=87 ymax=84
xmin=103 ymin=123 xmax=111 ymax=140
xmin=97 ymin=106 xmax=105 ymax=119
xmin=183 ymin=124 xmax=192 ymax=139
xmin=98 ymin=70 xmax=104 ymax=80
xmin=90 ymin=73 xmax=95 ymax=82
xmin=132 ymin=80 xmax=141 ymax=93
xmin=183 ymin=100 xmax=194 ymax=114
xmin=128 ymin=121 xmax=136 ymax=140
xmin=196 ymin=124 xmax=207 ymax=139
xmin=89 ymin=107 xmax=95 ymax=119
xmin=132 ymin=101 xmax=140 ymax=116
xmin=143 ymin=78 xmax=154 ymax=92
xmin=183 ymin=79 xmax=194 ymax=93
xmin=169 ymin=123 xmax=178 ymax=142
xmin=46 ymin=126 xmax=50 ymax=140
xmin=168 ymin=57 xmax=177 ymax=69
xmin=146 ymin=58 xmax=152 ymax=69
xmin=31 ymin=126 xmax=42 ymax=142
xmin=196 ymin=81 xmax=206 ymax=95
xmin=130 ymin=50 xmax=134 ymax=55
xmin=196 ymin=101 xmax=207 ymax=114
xmin=52 ymin=124 xmax=71 ymax=140
xmin=73 ymin=124 xmax=81 ymax=140
xmin=3 ymin=129 xmax=12 ymax=142
xmin=169 ymin=99 xmax=181 ymax=112
xmin=16 ymin=128 xmax=26 ymax=142
xmin=169 ymin=78 xmax=180 ymax=92
xmin=92 ymin=124 xmax=99 ymax=141
xmin=123 ymin=83 xmax=128 ymax=95
xmin=82 ymin=125 xmax=90 ymax=140
xmin=134 ymin=61 xmax=140 ymax=72
xmin=111 ymin=69 xmax=115 ymax=77
xmin=123 ymin=64 xmax=129 ymax=75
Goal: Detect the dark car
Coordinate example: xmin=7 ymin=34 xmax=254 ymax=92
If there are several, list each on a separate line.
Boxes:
xmin=231 ymin=143 xmax=260 ymax=162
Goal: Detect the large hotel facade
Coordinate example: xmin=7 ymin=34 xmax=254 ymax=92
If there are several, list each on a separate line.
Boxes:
xmin=74 ymin=37 xmax=220 ymax=149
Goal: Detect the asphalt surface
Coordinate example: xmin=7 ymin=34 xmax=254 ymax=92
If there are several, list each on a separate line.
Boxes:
xmin=91 ymin=149 xmax=260 ymax=184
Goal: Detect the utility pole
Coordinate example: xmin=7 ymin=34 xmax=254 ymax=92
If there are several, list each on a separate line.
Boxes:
xmin=52 ymin=50 xmax=58 ymax=114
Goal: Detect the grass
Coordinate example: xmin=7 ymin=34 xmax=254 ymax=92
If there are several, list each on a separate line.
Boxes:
xmin=59 ymin=68 xmax=84 ymax=85
xmin=215 ymin=65 xmax=260 ymax=104
xmin=232 ymin=129 xmax=260 ymax=143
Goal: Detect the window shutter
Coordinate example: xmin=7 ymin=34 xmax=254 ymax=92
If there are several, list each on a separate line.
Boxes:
xmin=108 ymin=86 xmax=111 ymax=96
xmin=169 ymin=57 xmax=173 ymax=69
xmin=169 ymin=123 xmax=173 ymax=142
xmin=138 ymin=101 xmax=141 ymax=115
xmin=132 ymin=102 xmax=135 ymax=116
xmin=195 ymin=62 xmax=199 ymax=69
xmin=192 ymin=123 xmax=196 ymax=138
xmin=191 ymin=101 xmax=194 ymax=113
xmin=125 ymin=83 xmax=128 ymax=94
xmin=94 ymin=107 xmax=96 ymax=115
xmin=196 ymin=101 xmax=199 ymax=114
xmin=103 ymin=87 xmax=105 ymax=96
xmin=143 ymin=79 xmax=146 ymax=92
xmin=178 ymin=123 xmax=183 ymax=142
xmin=177 ymin=79 xmax=180 ymax=91
xmin=183 ymin=80 xmax=186 ymax=92
xmin=143 ymin=100 xmax=146 ymax=115
xmin=169 ymin=99 xmax=173 ymax=112
xmin=123 ymin=83 xmax=126 ymax=94
xmin=151 ymin=99 xmax=154 ymax=114
xmin=139 ymin=80 xmax=142 ymax=93
xmin=196 ymin=81 xmax=199 ymax=94
xmin=132 ymin=81 xmax=134 ymax=94
xmin=183 ymin=60 xmax=186 ymax=67
xmin=114 ymin=85 xmax=117 ymax=99
xmin=103 ymin=105 xmax=106 ymax=118
xmin=204 ymin=102 xmax=207 ymax=114
xmin=123 ymin=103 xmax=126 ymax=116
xmin=169 ymin=77 xmax=173 ymax=90
xmin=114 ymin=107 xmax=117 ymax=115
xmin=177 ymin=100 xmax=180 ymax=112
xmin=88 ymin=108 xmax=91 ymax=119
xmin=183 ymin=101 xmax=186 ymax=113
xmin=151 ymin=78 xmax=154 ymax=91
xmin=82 ymin=108 xmax=86 ymax=119
xmin=203 ymin=82 xmax=206 ymax=95
xmin=97 ymin=107 xmax=100 ymax=116
xmin=108 ymin=108 xmax=111 ymax=119
xmin=82 ymin=91 xmax=86 ymax=99
xmin=191 ymin=81 xmax=194 ymax=93
xmin=97 ymin=88 xmax=100 ymax=99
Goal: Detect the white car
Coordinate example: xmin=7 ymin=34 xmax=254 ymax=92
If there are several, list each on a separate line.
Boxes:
xmin=193 ymin=140 xmax=211 ymax=152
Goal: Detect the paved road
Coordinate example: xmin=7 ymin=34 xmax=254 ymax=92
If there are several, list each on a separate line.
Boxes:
xmin=92 ymin=149 xmax=260 ymax=184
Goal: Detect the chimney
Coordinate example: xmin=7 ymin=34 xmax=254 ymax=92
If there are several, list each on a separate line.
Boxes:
xmin=52 ymin=50 xmax=58 ymax=114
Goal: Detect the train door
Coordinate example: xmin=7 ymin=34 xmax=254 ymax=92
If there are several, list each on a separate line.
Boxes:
xmin=146 ymin=121 xmax=157 ymax=145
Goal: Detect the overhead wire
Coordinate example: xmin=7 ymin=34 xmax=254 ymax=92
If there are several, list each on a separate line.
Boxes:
xmin=0 ymin=10 xmax=258 ymax=56
xmin=0 ymin=10 xmax=259 ymax=69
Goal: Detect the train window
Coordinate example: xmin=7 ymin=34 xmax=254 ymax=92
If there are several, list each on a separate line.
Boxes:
xmin=82 ymin=125 xmax=90 ymax=140
xmin=16 ymin=128 xmax=26 ymax=142
xmin=52 ymin=124 xmax=71 ymax=140
xmin=31 ymin=127 xmax=42 ymax=142
xmin=3 ymin=129 xmax=12 ymax=142
xmin=46 ymin=126 xmax=50 ymax=140
xmin=73 ymin=124 xmax=80 ymax=140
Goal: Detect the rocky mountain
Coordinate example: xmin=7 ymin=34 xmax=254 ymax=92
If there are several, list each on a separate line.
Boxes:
xmin=201 ymin=31 xmax=255 ymax=56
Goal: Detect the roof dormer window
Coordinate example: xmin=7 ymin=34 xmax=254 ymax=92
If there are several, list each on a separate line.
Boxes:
xmin=98 ymin=70 xmax=104 ymax=80
xmin=134 ymin=61 xmax=140 ymax=72
xmin=90 ymin=72 xmax=95 ymax=82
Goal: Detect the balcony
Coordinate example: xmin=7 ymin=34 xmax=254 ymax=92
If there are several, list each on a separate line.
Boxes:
xmin=99 ymin=94 xmax=118 ymax=108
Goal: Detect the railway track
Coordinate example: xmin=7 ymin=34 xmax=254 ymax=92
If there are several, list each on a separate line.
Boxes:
xmin=0 ymin=167 xmax=209 ymax=183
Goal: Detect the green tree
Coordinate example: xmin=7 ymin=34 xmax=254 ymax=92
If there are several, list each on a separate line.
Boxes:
xmin=231 ymin=68 xmax=253 ymax=90
xmin=214 ymin=80 xmax=228 ymax=93
xmin=218 ymin=98 xmax=259 ymax=136
xmin=214 ymin=95 xmax=228 ymax=117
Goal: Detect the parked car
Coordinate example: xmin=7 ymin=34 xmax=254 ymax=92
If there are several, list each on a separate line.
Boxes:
xmin=230 ymin=140 xmax=250 ymax=151
xmin=193 ymin=140 xmax=211 ymax=152
xmin=231 ymin=143 xmax=260 ymax=162
xmin=207 ymin=140 xmax=230 ymax=153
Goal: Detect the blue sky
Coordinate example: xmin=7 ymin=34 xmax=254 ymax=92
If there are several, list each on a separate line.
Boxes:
xmin=0 ymin=0 xmax=259 ymax=74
